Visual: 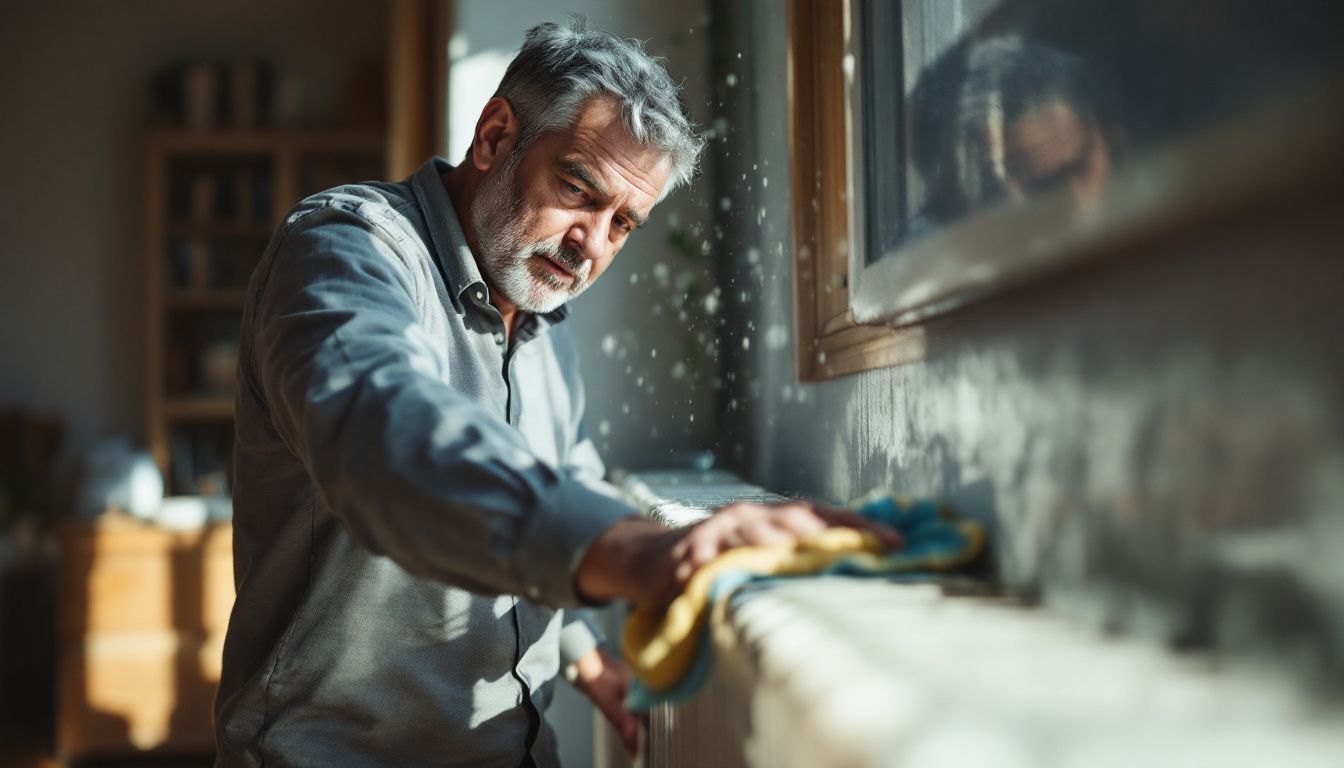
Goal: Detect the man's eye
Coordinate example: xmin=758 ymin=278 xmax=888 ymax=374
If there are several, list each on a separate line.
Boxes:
xmin=563 ymin=181 xmax=584 ymax=197
xmin=614 ymin=218 xmax=633 ymax=234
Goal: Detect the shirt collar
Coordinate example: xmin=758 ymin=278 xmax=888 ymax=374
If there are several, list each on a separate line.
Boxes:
xmin=409 ymin=156 xmax=570 ymax=327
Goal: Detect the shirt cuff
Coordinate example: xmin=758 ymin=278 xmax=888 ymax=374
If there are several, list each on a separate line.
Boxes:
xmin=558 ymin=611 xmax=605 ymax=666
xmin=515 ymin=478 xmax=638 ymax=608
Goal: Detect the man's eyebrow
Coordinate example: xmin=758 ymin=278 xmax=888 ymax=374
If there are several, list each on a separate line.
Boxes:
xmin=623 ymin=208 xmax=648 ymax=230
xmin=557 ymin=157 xmax=648 ymax=230
xmin=557 ymin=159 xmax=610 ymax=198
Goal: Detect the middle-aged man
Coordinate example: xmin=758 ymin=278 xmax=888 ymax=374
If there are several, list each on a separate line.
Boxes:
xmin=215 ymin=19 xmax=899 ymax=768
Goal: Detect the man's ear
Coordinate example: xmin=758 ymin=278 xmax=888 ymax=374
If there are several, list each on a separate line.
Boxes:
xmin=470 ymin=96 xmax=520 ymax=172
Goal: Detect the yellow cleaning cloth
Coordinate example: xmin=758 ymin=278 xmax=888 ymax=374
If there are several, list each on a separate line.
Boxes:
xmin=623 ymin=527 xmax=887 ymax=693
xmin=621 ymin=496 xmax=985 ymax=705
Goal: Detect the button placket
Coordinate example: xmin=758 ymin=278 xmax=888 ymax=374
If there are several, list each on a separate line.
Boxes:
xmin=502 ymin=341 xmax=517 ymax=425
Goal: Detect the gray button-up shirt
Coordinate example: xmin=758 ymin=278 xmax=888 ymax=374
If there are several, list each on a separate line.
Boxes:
xmin=215 ymin=157 xmax=637 ymax=767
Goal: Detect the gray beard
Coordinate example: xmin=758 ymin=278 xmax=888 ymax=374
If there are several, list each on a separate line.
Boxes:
xmin=470 ymin=157 xmax=592 ymax=314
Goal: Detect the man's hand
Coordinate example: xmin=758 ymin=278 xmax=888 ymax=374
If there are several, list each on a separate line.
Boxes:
xmin=569 ymin=646 xmax=640 ymax=757
xmin=666 ymin=501 xmax=903 ymax=583
xmin=575 ymin=501 xmax=903 ymax=609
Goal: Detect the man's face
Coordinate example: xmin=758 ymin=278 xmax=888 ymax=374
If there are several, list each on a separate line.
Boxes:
xmin=471 ymin=97 xmax=672 ymax=314
xmin=1002 ymin=98 xmax=1110 ymax=205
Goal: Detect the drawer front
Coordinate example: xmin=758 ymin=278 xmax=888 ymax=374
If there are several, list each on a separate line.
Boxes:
xmin=58 ymin=632 xmax=225 ymax=758
xmin=60 ymin=536 xmax=235 ymax=637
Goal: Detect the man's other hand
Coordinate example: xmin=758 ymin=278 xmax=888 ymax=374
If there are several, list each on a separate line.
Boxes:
xmin=575 ymin=501 xmax=903 ymax=609
xmin=570 ymin=646 xmax=640 ymax=757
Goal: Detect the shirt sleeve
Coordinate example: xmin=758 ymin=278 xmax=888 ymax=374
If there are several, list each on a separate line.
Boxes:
xmin=558 ymin=609 xmax=606 ymax=667
xmin=565 ymin=428 xmax=630 ymax=501
xmin=247 ymin=201 xmax=637 ymax=608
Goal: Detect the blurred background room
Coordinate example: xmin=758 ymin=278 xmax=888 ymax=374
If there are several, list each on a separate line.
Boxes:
xmin=2 ymin=0 xmax=1343 ymax=766
xmin=0 ymin=1 xmax=716 ymax=765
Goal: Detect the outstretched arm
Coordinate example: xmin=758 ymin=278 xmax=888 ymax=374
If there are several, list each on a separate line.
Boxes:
xmin=250 ymin=202 xmax=636 ymax=607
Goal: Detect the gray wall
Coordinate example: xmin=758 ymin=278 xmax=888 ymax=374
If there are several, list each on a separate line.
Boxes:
xmin=446 ymin=4 xmax=713 ymax=764
xmin=713 ymin=0 xmax=1344 ymax=693
xmin=0 ymin=0 xmax=387 ymax=456
xmin=448 ymin=2 xmax=719 ymax=472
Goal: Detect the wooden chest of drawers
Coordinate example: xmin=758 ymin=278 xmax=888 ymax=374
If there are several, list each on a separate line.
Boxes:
xmin=56 ymin=516 xmax=234 ymax=761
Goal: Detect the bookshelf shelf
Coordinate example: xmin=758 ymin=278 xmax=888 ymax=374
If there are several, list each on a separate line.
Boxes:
xmin=165 ymin=289 xmax=249 ymax=311
xmin=146 ymin=130 xmax=383 ymax=494
xmin=167 ymin=221 xmax=274 ymax=239
xmin=162 ymin=397 xmax=235 ymax=420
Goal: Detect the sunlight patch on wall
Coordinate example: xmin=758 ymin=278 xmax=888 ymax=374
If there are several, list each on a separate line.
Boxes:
xmin=447 ymin=34 xmax=514 ymax=161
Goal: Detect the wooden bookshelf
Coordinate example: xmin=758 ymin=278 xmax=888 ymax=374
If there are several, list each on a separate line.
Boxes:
xmin=164 ymin=289 xmax=249 ymax=311
xmin=162 ymin=398 xmax=236 ymax=421
xmin=144 ymin=131 xmax=383 ymax=495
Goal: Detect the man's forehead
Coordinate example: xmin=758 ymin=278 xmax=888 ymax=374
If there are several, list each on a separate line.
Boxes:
xmin=553 ymin=99 xmax=672 ymax=204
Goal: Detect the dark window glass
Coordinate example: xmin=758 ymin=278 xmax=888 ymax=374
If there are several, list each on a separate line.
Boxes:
xmin=858 ymin=0 xmax=1343 ymax=266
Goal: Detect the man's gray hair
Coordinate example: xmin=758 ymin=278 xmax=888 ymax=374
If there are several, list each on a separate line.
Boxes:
xmin=488 ymin=17 xmax=704 ymax=199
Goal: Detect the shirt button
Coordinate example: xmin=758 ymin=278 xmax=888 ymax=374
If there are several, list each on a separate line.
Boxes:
xmin=474 ymin=289 xmax=485 ymax=302
xmin=493 ymin=332 xmax=505 ymax=345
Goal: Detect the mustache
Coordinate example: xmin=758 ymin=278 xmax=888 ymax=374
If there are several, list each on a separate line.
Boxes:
xmin=531 ymin=242 xmax=588 ymax=279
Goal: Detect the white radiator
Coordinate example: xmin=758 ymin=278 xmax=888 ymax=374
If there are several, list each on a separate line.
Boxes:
xmin=608 ymin=470 xmax=1344 ymax=768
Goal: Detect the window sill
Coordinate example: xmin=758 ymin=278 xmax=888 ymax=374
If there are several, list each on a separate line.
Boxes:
xmin=617 ymin=470 xmax=1344 ymax=768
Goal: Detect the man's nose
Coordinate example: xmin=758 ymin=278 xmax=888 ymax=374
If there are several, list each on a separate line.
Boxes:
xmin=567 ymin=214 xmax=609 ymax=263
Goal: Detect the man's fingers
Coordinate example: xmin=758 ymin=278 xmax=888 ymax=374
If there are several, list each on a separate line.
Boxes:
xmin=598 ymin=698 xmax=638 ymax=757
xmin=771 ymin=504 xmax=829 ymax=537
xmin=621 ymin=712 xmax=640 ymax=757
xmin=741 ymin=518 xmax=793 ymax=546
xmin=674 ymin=560 xmax=694 ymax=584
xmin=814 ymin=507 xmax=904 ymax=548
xmin=808 ymin=500 xmax=849 ymax=516
xmin=579 ymin=656 xmax=640 ymax=757
xmin=670 ymin=536 xmax=691 ymax=562
xmin=690 ymin=533 xmax=721 ymax=566
xmin=653 ymin=501 xmax=903 ymax=605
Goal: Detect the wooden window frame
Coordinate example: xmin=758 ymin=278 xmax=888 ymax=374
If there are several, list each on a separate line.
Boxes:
xmin=789 ymin=0 xmax=928 ymax=382
xmin=788 ymin=0 xmax=1344 ymax=382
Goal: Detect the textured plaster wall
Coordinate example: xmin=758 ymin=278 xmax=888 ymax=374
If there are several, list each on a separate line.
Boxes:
xmin=449 ymin=1 xmax=719 ymax=470
xmin=712 ymin=0 xmax=1344 ymax=692
xmin=447 ymin=5 xmax=714 ymax=765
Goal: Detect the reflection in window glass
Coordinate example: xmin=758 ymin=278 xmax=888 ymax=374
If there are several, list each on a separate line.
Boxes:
xmin=858 ymin=0 xmax=1343 ymax=265
xmin=860 ymin=0 xmax=1005 ymax=266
